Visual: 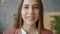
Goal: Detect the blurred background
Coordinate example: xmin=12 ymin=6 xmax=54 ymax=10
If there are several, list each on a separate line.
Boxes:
xmin=0 ymin=0 xmax=60 ymax=34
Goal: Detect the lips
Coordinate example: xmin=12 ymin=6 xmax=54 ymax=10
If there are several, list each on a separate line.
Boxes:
xmin=26 ymin=16 xmax=35 ymax=21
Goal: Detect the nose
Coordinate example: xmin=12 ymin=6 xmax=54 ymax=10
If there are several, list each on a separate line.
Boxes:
xmin=28 ymin=7 xmax=33 ymax=15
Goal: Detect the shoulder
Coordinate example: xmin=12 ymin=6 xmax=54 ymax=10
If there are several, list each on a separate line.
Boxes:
xmin=42 ymin=28 xmax=53 ymax=34
xmin=3 ymin=28 xmax=18 ymax=34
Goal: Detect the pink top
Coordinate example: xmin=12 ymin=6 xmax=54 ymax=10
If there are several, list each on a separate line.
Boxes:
xmin=3 ymin=28 xmax=53 ymax=34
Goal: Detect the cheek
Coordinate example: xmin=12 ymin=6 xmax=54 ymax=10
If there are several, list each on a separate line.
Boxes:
xmin=34 ymin=10 xmax=39 ymax=16
xmin=35 ymin=10 xmax=39 ymax=20
xmin=35 ymin=12 xmax=39 ymax=19
xmin=21 ymin=9 xmax=26 ymax=14
xmin=21 ymin=9 xmax=27 ymax=20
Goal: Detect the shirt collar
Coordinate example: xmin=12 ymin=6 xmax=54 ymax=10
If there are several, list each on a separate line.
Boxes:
xmin=21 ymin=28 xmax=26 ymax=34
xmin=21 ymin=28 xmax=38 ymax=34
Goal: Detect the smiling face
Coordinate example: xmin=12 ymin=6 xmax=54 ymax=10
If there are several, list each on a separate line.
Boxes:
xmin=21 ymin=0 xmax=39 ymax=25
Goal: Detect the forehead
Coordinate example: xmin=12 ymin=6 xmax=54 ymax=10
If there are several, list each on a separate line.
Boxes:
xmin=23 ymin=0 xmax=38 ymax=5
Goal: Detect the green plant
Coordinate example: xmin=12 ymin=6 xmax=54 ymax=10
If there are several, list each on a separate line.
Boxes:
xmin=51 ymin=15 xmax=60 ymax=34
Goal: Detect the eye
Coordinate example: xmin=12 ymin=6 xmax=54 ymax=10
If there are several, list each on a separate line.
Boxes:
xmin=34 ymin=7 xmax=38 ymax=8
xmin=24 ymin=6 xmax=29 ymax=9
xmin=33 ymin=6 xmax=39 ymax=9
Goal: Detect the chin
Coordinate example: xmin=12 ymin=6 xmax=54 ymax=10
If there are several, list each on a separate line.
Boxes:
xmin=26 ymin=21 xmax=36 ymax=25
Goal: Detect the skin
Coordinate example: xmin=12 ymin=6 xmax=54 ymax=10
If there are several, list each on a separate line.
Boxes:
xmin=21 ymin=0 xmax=40 ymax=34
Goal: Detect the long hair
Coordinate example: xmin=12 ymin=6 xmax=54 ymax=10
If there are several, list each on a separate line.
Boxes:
xmin=14 ymin=0 xmax=43 ymax=34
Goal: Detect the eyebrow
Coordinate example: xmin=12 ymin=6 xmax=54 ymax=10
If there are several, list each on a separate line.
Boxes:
xmin=32 ymin=4 xmax=39 ymax=6
xmin=23 ymin=4 xmax=29 ymax=6
xmin=23 ymin=4 xmax=39 ymax=6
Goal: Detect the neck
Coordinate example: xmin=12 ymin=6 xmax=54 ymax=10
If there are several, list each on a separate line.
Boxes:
xmin=22 ymin=22 xmax=36 ymax=32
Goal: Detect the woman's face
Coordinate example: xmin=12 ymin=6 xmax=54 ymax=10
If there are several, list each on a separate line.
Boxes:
xmin=21 ymin=0 xmax=39 ymax=25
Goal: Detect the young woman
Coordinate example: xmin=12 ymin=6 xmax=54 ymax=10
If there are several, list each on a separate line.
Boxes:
xmin=3 ymin=0 xmax=53 ymax=34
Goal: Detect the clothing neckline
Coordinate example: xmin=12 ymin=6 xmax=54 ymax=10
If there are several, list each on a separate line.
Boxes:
xmin=21 ymin=28 xmax=38 ymax=34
